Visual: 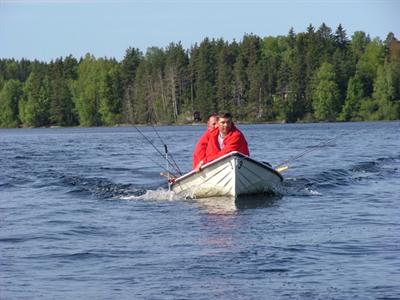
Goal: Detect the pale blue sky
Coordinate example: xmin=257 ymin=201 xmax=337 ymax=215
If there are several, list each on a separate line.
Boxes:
xmin=0 ymin=0 xmax=399 ymax=61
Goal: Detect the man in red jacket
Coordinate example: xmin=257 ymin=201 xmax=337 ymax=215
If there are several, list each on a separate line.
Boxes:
xmin=194 ymin=112 xmax=249 ymax=171
xmin=192 ymin=113 xmax=218 ymax=169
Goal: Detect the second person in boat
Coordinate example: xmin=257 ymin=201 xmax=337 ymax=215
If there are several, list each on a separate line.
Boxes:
xmin=194 ymin=112 xmax=249 ymax=172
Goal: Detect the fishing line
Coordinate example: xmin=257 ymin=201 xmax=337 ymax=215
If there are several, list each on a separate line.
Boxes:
xmin=151 ymin=125 xmax=182 ymax=175
xmin=274 ymin=130 xmax=351 ymax=169
xmin=143 ymin=152 xmax=178 ymax=178
xmin=133 ymin=125 xmax=182 ymax=175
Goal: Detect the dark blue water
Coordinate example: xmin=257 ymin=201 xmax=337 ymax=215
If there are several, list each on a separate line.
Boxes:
xmin=1 ymin=122 xmax=399 ymax=299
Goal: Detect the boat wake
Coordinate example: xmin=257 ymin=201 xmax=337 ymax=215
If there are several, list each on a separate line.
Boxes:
xmin=283 ymin=154 xmax=400 ymax=196
xmin=60 ymin=174 xmax=180 ymax=202
xmin=57 ymin=155 xmax=398 ymax=202
xmin=120 ymin=188 xmax=179 ymax=202
xmin=61 ymin=175 xmax=146 ymax=199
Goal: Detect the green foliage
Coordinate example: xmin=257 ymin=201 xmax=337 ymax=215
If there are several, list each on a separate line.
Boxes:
xmin=48 ymin=58 xmax=78 ymax=126
xmin=99 ymin=65 xmax=124 ymax=125
xmin=372 ymin=61 xmax=400 ymax=120
xmin=0 ymin=80 xmax=23 ymax=127
xmin=351 ymin=31 xmax=370 ymax=61
xmin=0 ymin=25 xmax=399 ymax=128
xmin=19 ymin=70 xmax=51 ymax=127
xmin=133 ymin=47 xmax=169 ymax=124
xmin=193 ymin=38 xmax=218 ymax=120
xmin=358 ymin=97 xmax=379 ymax=120
xmin=356 ymin=38 xmax=385 ymax=97
xmin=72 ymin=54 xmax=115 ymax=126
xmin=339 ymin=75 xmax=364 ymax=121
xmin=163 ymin=42 xmax=189 ymax=122
xmin=312 ymin=63 xmax=341 ymax=120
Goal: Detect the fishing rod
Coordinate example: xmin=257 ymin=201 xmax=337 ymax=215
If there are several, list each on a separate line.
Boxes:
xmin=274 ymin=131 xmax=347 ymax=172
xmin=133 ymin=125 xmax=182 ymax=176
xmin=151 ymin=125 xmax=182 ymax=175
xmin=143 ymin=152 xmax=178 ymax=179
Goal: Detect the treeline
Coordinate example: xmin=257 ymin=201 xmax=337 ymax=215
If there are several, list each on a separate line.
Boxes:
xmin=1 ymin=24 xmax=400 ymax=128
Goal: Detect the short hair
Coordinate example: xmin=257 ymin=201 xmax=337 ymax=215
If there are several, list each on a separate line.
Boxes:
xmin=207 ymin=113 xmax=217 ymax=120
xmin=218 ymin=112 xmax=232 ymax=120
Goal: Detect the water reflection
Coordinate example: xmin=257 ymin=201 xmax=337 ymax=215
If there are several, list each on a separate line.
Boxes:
xmin=192 ymin=194 xmax=282 ymax=214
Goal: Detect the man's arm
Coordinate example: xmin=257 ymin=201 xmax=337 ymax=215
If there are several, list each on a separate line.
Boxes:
xmin=192 ymin=131 xmax=210 ymax=169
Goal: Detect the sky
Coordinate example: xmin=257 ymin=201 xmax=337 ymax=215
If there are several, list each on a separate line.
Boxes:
xmin=0 ymin=0 xmax=399 ymax=61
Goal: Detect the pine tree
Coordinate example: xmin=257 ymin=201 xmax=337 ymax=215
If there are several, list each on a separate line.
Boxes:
xmin=193 ymin=38 xmax=217 ymax=120
xmin=260 ymin=36 xmax=284 ymax=120
xmin=99 ymin=65 xmax=124 ymax=125
xmin=241 ymin=34 xmax=263 ymax=121
xmin=49 ymin=58 xmax=77 ymax=126
xmin=289 ymin=33 xmax=308 ymax=121
xmin=216 ymin=41 xmax=236 ymax=114
xmin=334 ymin=24 xmax=349 ymax=49
xmin=164 ymin=42 xmax=190 ymax=122
xmin=316 ymin=23 xmax=335 ymax=62
xmin=121 ymin=47 xmax=142 ymax=123
xmin=350 ymin=31 xmax=370 ymax=61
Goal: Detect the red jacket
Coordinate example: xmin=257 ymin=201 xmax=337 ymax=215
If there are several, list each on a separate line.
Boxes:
xmin=204 ymin=125 xmax=249 ymax=163
xmin=192 ymin=130 xmax=211 ymax=169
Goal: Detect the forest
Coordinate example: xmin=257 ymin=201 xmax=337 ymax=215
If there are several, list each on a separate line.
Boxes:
xmin=0 ymin=23 xmax=399 ymax=128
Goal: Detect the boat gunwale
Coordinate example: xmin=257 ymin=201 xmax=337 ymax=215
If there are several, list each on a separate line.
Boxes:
xmin=172 ymin=151 xmax=284 ymax=184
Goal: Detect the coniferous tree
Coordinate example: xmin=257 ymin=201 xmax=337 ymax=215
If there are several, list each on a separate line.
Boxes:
xmin=232 ymin=46 xmax=247 ymax=119
xmin=288 ymin=33 xmax=308 ymax=121
xmin=334 ymin=24 xmax=349 ymax=49
xmin=261 ymin=36 xmax=285 ymax=120
xmin=0 ymin=26 xmax=399 ymax=127
xmin=241 ymin=34 xmax=263 ymax=121
xmin=49 ymin=58 xmax=77 ymax=126
xmin=132 ymin=61 xmax=149 ymax=123
xmin=193 ymin=38 xmax=217 ymax=120
xmin=316 ymin=23 xmax=335 ymax=63
xmin=132 ymin=47 xmax=166 ymax=123
xmin=100 ymin=65 xmax=124 ymax=125
xmin=303 ymin=24 xmax=320 ymax=114
xmin=351 ymin=31 xmax=370 ymax=61
xmin=275 ymin=39 xmax=294 ymax=121
xmin=164 ymin=42 xmax=189 ymax=122
xmin=121 ymin=47 xmax=142 ymax=123
xmin=216 ymin=41 xmax=235 ymax=113
xmin=146 ymin=47 xmax=167 ymax=123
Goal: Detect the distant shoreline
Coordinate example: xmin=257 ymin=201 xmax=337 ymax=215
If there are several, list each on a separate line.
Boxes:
xmin=1 ymin=28 xmax=399 ymax=129
xmin=2 ymin=119 xmax=399 ymax=130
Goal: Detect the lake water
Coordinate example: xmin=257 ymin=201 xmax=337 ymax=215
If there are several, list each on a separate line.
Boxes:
xmin=1 ymin=122 xmax=399 ymax=299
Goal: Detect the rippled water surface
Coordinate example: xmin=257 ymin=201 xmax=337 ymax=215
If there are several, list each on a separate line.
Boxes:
xmin=1 ymin=122 xmax=399 ymax=299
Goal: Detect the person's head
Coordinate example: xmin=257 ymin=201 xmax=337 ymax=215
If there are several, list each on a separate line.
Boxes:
xmin=217 ymin=112 xmax=233 ymax=136
xmin=207 ymin=113 xmax=218 ymax=130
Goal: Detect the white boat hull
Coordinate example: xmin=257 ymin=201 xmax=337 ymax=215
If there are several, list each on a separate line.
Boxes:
xmin=170 ymin=151 xmax=283 ymax=198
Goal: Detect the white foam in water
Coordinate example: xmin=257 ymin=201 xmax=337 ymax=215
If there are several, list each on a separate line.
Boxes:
xmin=304 ymin=188 xmax=322 ymax=196
xmin=120 ymin=187 xmax=180 ymax=201
xmin=278 ymin=184 xmax=322 ymax=197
